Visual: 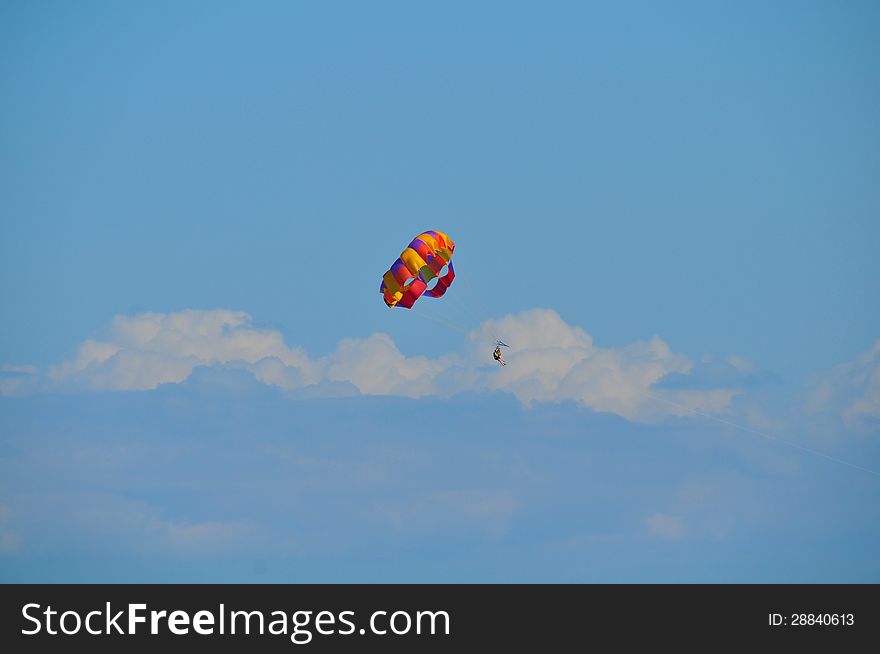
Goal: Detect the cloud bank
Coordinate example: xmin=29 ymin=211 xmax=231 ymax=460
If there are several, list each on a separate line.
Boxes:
xmin=2 ymin=315 xmax=877 ymax=583
xmin=3 ymin=308 xmax=876 ymax=426
xmin=3 ymin=383 xmax=875 ymax=583
xmin=806 ymin=340 xmax=880 ymax=433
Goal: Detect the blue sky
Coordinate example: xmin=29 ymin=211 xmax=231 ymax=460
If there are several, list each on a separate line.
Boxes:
xmin=1 ymin=1 xmax=878 ymax=582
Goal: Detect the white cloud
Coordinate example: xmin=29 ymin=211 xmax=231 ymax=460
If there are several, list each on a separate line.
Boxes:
xmin=325 ymin=333 xmax=458 ymax=398
xmin=467 ymin=311 xmax=739 ymax=420
xmin=646 ymin=513 xmax=686 ymax=540
xmin=0 ymin=365 xmax=40 ymax=396
xmin=805 ymin=339 xmax=880 ymax=433
xmin=726 ymin=355 xmax=754 ymax=373
xmin=43 ymin=310 xmax=319 ymax=391
xmin=1 ymin=364 xmax=38 ymax=374
xmin=54 ymin=493 xmax=256 ymax=555
xmin=4 ymin=308 xmax=747 ymax=422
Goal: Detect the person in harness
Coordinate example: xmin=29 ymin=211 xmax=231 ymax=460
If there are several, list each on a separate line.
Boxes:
xmin=493 ymin=341 xmax=508 ymax=366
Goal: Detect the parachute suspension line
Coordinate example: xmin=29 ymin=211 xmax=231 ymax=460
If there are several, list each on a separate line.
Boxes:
xmin=429 ymin=285 xmax=472 ymax=329
xmin=643 ymin=391 xmax=880 ymax=479
xmin=444 ymin=292 xmax=481 ymax=333
xmin=447 ymin=267 xmax=504 ymax=345
xmin=409 ymin=305 xmax=470 ymax=336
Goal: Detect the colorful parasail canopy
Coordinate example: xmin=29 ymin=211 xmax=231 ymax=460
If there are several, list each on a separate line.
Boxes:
xmin=380 ymin=230 xmax=456 ymax=308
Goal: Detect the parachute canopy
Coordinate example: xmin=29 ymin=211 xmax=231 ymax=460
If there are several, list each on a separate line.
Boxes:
xmin=380 ymin=230 xmax=456 ymax=308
